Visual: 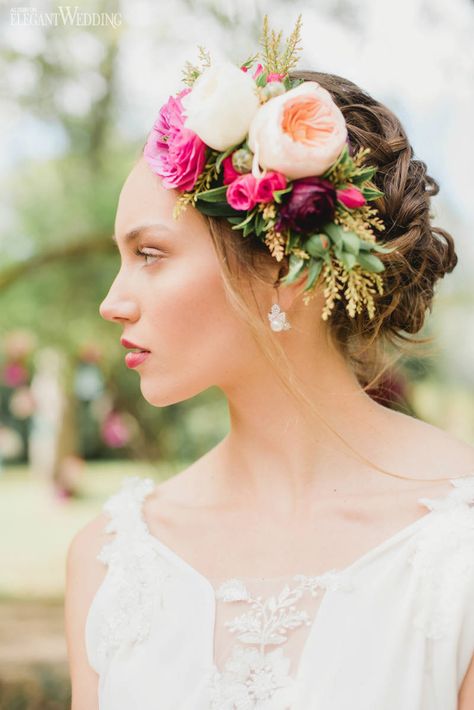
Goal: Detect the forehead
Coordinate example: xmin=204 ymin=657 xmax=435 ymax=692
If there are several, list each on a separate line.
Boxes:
xmin=114 ymin=157 xmax=177 ymax=239
xmin=113 ymin=156 xmax=211 ymax=250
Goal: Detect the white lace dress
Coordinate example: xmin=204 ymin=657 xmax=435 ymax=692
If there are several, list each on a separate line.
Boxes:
xmin=84 ymin=472 xmax=474 ymax=709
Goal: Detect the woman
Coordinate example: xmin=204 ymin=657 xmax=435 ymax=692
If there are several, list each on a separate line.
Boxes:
xmin=65 ymin=18 xmax=474 ymax=710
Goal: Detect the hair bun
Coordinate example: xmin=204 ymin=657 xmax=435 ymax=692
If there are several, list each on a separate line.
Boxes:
xmin=287 ymin=70 xmax=459 ymax=377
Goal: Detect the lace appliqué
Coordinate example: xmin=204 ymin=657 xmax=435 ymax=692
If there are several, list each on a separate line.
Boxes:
xmin=408 ymin=475 xmax=474 ymax=639
xmin=95 ymin=475 xmax=170 ymax=669
xmin=208 ymin=571 xmax=354 ymax=709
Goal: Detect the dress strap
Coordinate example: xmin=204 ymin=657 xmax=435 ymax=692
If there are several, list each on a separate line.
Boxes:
xmin=91 ymin=475 xmax=170 ymax=671
xmin=408 ymin=473 xmax=474 ymax=639
xmin=417 ymin=472 xmax=474 ymax=513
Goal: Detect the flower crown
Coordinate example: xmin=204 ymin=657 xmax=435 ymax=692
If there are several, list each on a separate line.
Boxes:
xmin=143 ymin=15 xmax=396 ymax=321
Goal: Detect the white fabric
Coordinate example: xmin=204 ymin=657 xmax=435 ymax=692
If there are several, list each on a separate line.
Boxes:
xmin=85 ymin=472 xmax=474 ymax=709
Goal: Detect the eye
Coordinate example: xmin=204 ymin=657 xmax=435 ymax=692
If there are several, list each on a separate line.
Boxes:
xmin=134 ymin=247 xmax=161 ymax=266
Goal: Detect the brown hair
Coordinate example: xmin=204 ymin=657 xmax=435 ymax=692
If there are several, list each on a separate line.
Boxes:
xmin=203 ymin=70 xmax=459 ymax=482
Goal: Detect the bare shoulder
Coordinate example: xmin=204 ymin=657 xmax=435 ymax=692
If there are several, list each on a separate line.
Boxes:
xmin=67 ymin=511 xmax=113 ymax=559
xmin=65 ymin=510 xmax=115 ymax=615
xmin=380 ymin=406 xmax=474 ymax=480
xmin=65 ymin=512 xmax=113 ymax=709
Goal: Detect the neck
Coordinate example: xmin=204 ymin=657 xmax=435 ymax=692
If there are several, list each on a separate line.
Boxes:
xmin=214 ymin=332 xmax=388 ymax=516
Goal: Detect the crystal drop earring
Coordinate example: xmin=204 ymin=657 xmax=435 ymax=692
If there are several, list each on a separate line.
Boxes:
xmin=267 ymin=303 xmax=291 ymax=332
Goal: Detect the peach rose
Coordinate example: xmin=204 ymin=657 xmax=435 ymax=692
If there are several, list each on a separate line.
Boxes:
xmin=247 ymin=81 xmax=348 ymax=179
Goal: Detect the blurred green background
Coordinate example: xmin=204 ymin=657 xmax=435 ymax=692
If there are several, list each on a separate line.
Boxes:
xmin=1 ymin=0 xmax=473 ymax=706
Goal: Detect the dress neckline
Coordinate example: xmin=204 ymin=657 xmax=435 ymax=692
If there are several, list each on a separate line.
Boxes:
xmin=132 ymin=471 xmax=474 ymax=593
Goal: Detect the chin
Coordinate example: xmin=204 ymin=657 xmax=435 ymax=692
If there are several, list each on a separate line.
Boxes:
xmin=139 ymin=380 xmax=191 ymax=408
xmin=140 ymin=373 xmax=215 ymax=407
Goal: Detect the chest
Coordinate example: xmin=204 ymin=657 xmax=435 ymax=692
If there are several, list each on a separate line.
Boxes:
xmin=142 ymin=493 xmax=429 ymax=579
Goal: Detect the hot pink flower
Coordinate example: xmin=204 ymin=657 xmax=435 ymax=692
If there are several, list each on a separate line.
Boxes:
xmin=143 ymin=89 xmax=207 ymax=191
xmin=336 ymin=186 xmax=366 ymax=208
xmin=241 ymin=64 xmax=285 ymax=83
xmin=226 ymin=173 xmax=258 ymax=211
xmin=255 ymin=171 xmax=287 ymax=203
xmin=267 ymin=72 xmax=286 ymax=82
xmin=253 ymin=63 xmax=264 ymax=80
xmin=222 ymin=155 xmax=241 ymax=185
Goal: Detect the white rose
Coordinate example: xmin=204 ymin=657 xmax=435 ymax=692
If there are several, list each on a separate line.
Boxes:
xmin=181 ymin=61 xmax=260 ymax=152
xmin=247 ymin=81 xmax=348 ymax=180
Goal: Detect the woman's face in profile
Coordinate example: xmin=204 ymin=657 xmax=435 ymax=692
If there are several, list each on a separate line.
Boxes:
xmin=99 ymin=156 xmax=262 ymax=407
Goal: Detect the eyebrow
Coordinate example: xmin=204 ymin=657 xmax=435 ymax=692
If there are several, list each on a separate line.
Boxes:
xmin=112 ymin=224 xmax=171 ymax=245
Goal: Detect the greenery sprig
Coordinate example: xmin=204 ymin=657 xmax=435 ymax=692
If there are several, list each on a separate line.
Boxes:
xmin=181 ymin=46 xmax=212 ymax=87
xmin=149 ymin=14 xmax=398 ymax=323
xmin=259 ymin=13 xmax=303 ymax=75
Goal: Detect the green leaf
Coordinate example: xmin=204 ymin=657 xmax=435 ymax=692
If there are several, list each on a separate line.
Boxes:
xmin=231 ymin=208 xmax=258 ymax=230
xmin=303 ymin=259 xmax=323 ymax=291
xmin=197 ymin=202 xmax=243 ymax=217
xmin=254 ymin=212 xmax=265 ymax=236
xmin=358 ymin=240 xmax=396 ymax=254
xmin=279 ymin=254 xmax=305 ymax=285
xmin=285 ymin=231 xmax=300 ymax=255
xmin=305 ymin=234 xmax=330 ymax=258
xmin=256 ymin=71 xmax=268 ymax=87
xmin=351 ymin=167 xmax=376 ymax=186
xmin=361 ymin=186 xmax=384 ymax=200
xmin=322 ymin=222 xmax=344 ymax=248
xmin=284 ymin=76 xmax=304 ymax=90
xmin=196 ymin=185 xmax=229 ymax=202
xmin=273 ymin=184 xmax=293 ymax=203
xmin=341 ymin=230 xmax=360 ymax=255
xmin=339 ymin=251 xmax=357 ymax=270
xmin=357 ymin=252 xmax=385 ymax=273
xmin=322 ymin=144 xmax=350 ymax=178
xmin=240 ymin=53 xmax=259 ymax=70
xmin=243 ymin=220 xmax=255 ymax=237
xmin=372 ymin=242 xmax=397 ymax=254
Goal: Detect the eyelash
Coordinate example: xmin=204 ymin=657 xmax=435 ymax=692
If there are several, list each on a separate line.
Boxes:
xmin=134 ymin=248 xmax=160 ymax=266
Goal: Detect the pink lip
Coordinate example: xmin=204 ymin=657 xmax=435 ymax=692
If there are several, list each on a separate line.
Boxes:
xmin=121 ymin=337 xmax=149 ymax=350
xmin=125 ymin=351 xmax=150 ymax=369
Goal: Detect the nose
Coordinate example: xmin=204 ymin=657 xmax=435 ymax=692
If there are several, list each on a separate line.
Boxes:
xmin=99 ymin=278 xmax=139 ymax=324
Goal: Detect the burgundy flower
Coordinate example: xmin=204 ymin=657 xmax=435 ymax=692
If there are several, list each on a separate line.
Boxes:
xmin=276 ymin=177 xmax=337 ymax=233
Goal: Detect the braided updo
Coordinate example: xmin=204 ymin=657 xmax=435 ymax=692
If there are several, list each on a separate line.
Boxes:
xmin=290 ymin=72 xmax=458 ymax=347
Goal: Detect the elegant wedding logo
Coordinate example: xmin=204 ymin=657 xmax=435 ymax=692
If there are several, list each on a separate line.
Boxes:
xmin=10 ymin=6 xmax=122 ymax=28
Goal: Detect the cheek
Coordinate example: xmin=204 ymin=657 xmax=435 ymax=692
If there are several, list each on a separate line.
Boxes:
xmin=144 ymin=253 xmax=251 ymax=368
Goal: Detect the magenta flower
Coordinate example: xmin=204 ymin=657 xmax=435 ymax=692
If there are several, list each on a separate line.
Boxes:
xmin=252 ymin=63 xmax=264 ymax=80
xmin=143 ymin=89 xmax=207 ymax=191
xmin=222 ymin=155 xmax=241 ymax=185
xmin=267 ymin=72 xmax=286 ymax=82
xmin=255 ymin=171 xmax=287 ymax=203
xmin=247 ymin=63 xmax=285 ymax=83
xmin=226 ymin=173 xmax=258 ymax=210
xmin=336 ymin=186 xmax=366 ymax=208
xmin=276 ymin=177 xmax=337 ymax=233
